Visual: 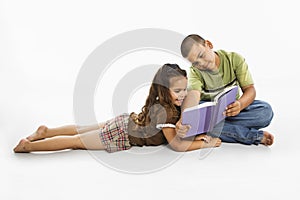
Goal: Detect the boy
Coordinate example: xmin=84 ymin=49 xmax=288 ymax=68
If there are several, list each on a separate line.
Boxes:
xmin=176 ymin=34 xmax=274 ymax=146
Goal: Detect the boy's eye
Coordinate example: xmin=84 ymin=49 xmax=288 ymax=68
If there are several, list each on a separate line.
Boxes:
xmin=193 ymin=62 xmax=199 ymax=67
xmin=198 ymin=52 xmax=204 ymax=58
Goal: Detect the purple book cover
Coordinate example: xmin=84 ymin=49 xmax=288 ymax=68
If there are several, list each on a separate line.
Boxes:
xmin=182 ymin=102 xmax=215 ymax=137
xmin=182 ymin=86 xmax=238 ymax=138
xmin=214 ymin=86 xmax=238 ymax=125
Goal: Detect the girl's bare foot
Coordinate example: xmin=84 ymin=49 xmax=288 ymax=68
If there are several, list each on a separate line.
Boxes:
xmin=13 ymin=138 xmax=31 ymax=153
xmin=261 ymin=131 xmax=274 ymax=146
xmin=26 ymin=125 xmax=48 ymax=141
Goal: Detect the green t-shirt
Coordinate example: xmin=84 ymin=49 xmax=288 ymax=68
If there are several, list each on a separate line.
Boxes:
xmin=188 ymin=50 xmax=254 ymax=101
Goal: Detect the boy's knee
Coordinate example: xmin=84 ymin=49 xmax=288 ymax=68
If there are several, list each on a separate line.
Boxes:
xmin=259 ymin=101 xmax=274 ymax=127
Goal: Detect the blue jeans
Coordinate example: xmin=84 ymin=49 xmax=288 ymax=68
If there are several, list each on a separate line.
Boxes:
xmin=207 ymin=100 xmax=274 ymax=145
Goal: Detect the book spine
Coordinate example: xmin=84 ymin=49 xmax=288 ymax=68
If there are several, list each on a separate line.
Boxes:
xmin=208 ymin=106 xmax=217 ymax=132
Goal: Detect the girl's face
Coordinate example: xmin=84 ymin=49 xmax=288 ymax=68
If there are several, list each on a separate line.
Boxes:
xmin=169 ymin=76 xmax=188 ymax=106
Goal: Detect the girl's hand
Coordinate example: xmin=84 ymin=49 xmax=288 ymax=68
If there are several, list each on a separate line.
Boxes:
xmin=194 ymin=134 xmax=212 ymax=143
xmin=175 ymin=119 xmax=191 ymax=138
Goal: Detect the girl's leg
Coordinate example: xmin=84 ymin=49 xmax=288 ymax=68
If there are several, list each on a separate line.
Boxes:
xmin=14 ymin=130 xmax=106 ymax=153
xmin=27 ymin=123 xmax=105 ymax=141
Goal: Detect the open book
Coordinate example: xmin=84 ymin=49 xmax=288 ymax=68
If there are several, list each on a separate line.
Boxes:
xmin=182 ymin=85 xmax=238 ymax=138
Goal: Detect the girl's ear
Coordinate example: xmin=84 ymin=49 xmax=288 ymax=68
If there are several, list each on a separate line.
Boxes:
xmin=205 ymin=40 xmax=213 ymax=49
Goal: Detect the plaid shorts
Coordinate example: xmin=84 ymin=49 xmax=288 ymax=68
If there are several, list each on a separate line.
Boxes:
xmin=99 ymin=113 xmax=131 ymax=153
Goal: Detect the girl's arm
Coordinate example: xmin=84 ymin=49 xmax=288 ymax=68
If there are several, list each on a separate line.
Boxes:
xmin=162 ymin=127 xmax=221 ymax=152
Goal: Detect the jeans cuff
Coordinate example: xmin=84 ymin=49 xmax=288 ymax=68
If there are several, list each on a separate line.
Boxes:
xmin=253 ymin=130 xmax=264 ymax=145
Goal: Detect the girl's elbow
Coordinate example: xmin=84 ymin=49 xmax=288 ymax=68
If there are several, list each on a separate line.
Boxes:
xmin=170 ymin=143 xmax=187 ymax=152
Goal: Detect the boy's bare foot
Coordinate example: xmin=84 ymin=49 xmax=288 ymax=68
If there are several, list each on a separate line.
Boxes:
xmin=260 ymin=131 xmax=274 ymax=146
xmin=13 ymin=138 xmax=31 ymax=153
xmin=26 ymin=125 xmax=48 ymax=141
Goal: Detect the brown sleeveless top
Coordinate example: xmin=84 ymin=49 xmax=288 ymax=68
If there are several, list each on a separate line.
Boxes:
xmin=127 ymin=104 xmax=180 ymax=146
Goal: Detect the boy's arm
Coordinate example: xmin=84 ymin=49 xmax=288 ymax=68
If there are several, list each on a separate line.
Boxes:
xmin=227 ymin=52 xmax=255 ymax=116
xmin=225 ymin=84 xmax=256 ymax=116
xmin=239 ymin=84 xmax=256 ymax=109
xmin=181 ymin=90 xmax=201 ymax=111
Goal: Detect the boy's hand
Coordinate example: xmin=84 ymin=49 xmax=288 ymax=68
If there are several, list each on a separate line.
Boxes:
xmin=224 ymin=100 xmax=241 ymax=117
xmin=175 ymin=119 xmax=191 ymax=138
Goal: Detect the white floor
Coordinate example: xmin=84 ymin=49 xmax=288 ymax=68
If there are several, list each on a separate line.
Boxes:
xmin=2 ymin=73 xmax=299 ymax=200
xmin=1 ymin=1 xmax=300 ymax=200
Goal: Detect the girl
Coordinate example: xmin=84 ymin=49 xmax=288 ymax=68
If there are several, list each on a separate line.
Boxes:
xmin=14 ymin=64 xmax=221 ymax=153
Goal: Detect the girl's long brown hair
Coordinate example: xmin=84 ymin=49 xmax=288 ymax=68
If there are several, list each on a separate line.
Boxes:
xmin=134 ymin=63 xmax=187 ymax=126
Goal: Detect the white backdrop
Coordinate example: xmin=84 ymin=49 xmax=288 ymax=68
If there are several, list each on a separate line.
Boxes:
xmin=1 ymin=0 xmax=299 ymax=199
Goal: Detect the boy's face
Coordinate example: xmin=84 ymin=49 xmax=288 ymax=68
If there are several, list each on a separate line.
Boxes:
xmin=186 ymin=42 xmax=216 ymax=71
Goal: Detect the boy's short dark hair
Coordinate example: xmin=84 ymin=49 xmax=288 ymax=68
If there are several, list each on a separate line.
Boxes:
xmin=180 ymin=34 xmax=206 ymax=58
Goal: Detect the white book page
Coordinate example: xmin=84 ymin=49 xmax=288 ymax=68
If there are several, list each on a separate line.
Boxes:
xmin=183 ymin=101 xmax=216 ymax=112
xmin=214 ymin=85 xmax=237 ymax=103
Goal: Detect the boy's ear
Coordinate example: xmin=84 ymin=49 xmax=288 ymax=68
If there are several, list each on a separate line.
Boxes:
xmin=205 ymin=40 xmax=213 ymax=49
